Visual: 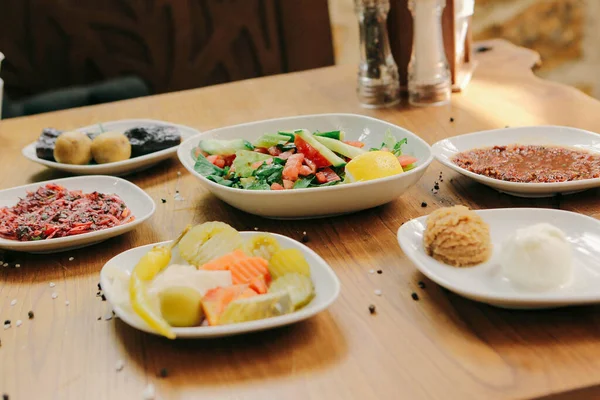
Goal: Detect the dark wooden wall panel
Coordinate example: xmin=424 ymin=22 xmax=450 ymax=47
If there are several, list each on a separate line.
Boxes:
xmin=0 ymin=0 xmax=334 ymax=99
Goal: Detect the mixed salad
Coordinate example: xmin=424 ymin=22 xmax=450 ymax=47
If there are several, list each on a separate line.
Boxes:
xmin=191 ymin=129 xmax=418 ymax=190
xmin=109 ymin=222 xmax=315 ymax=338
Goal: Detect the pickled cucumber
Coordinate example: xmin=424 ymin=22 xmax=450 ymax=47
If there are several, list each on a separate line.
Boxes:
xmin=159 ymin=286 xmax=204 ymax=327
xmin=178 ymin=222 xmax=242 ymax=266
xmin=269 ymin=273 xmax=315 ymax=310
xmin=268 ymin=248 xmax=311 ymax=279
xmin=242 ymin=233 xmax=281 ymax=260
xmin=219 ymin=292 xmax=293 ymax=325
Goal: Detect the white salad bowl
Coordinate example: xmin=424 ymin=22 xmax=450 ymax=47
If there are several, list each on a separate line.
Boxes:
xmin=398 ymin=208 xmax=600 ymax=309
xmin=22 ymin=119 xmax=199 ymax=176
xmin=432 ymin=125 xmax=600 ymax=198
xmin=177 ymin=113 xmax=433 ymax=219
xmin=100 ymin=232 xmax=341 ymax=339
xmin=0 ymin=176 xmax=155 ymax=253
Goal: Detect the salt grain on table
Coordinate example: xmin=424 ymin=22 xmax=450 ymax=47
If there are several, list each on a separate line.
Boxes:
xmin=15 ymin=320 xmax=22 ymax=327
xmin=3 ymin=263 xmax=8 ymax=267
xmin=10 ymin=299 xmax=17 ymax=306
xmin=68 ymin=257 xmax=74 ymax=261
xmin=65 ymin=301 xmax=70 ymax=306
xmin=115 ymin=360 xmax=124 ymax=372
xmin=49 ymin=282 xmax=55 ymax=288
xmin=14 ymin=264 xmax=20 ymax=268
xmin=3 ymin=323 xmax=10 ymax=330
xmin=374 ymin=289 xmax=382 ymax=296
xmin=51 ymin=293 xmax=58 ymax=299
xmin=142 ymin=383 xmax=156 ymax=400
xmin=369 ymin=269 xmax=375 ymax=274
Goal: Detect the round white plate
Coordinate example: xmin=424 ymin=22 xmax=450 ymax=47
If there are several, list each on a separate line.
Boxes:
xmin=100 ymin=232 xmax=341 ymax=338
xmin=432 ymin=126 xmax=600 ymax=198
xmin=0 ymin=176 xmax=155 ymax=253
xmin=397 ymin=208 xmax=600 ymax=309
xmin=177 ymin=113 xmax=433 ymax=219
xmin=22 ymin=119 xmax=199 ymax=176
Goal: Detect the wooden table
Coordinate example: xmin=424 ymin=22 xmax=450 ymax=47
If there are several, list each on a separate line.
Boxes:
xmin=2 ymin=39 xmax=600 ymax=400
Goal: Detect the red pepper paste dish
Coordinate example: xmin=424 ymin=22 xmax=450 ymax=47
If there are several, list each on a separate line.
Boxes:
xmin=452 ymin=144 xmax=600 ymax=183
xmin=0 ymin=183 xmax=134 ymax=241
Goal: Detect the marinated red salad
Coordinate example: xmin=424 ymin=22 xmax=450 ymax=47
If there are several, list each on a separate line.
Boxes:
xmin=453 ymin=144 xmax=600 ymax=183
xmin=0 ymin=183 xmax=134 ymax=241
xmin=192 ymin=129 xmax=417 ymax=190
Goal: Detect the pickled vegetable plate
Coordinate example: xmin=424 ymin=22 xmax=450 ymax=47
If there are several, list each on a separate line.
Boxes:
xmin=100 ymin=231 xmax=340 ymax=338
xmin=178 ymin=113 xmax=433 ymax=218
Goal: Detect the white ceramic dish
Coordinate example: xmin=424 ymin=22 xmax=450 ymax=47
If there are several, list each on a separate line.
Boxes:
xmin=100 ymin=232 xmax=341 ymax=338
xmin=22 ymin=119 xmax=199 ymax=176
xmin=178 ymin=113 xmax=433 ymax=219
xmin=432 ymin=125 xmax=600 ymax=198
xmin=398 ymin=208 xmax=600 ymax=309
xmin=0 ymin=176 xmax=155 ymax=253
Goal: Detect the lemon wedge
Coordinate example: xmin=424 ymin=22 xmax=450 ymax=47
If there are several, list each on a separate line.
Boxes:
xmin=345 ymin=151 xmax=403 ymax=182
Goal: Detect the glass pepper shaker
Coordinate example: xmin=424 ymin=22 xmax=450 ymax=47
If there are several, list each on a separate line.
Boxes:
xmin=407 ymin=0 xmax=451 ymax=106
xmin=355 ymin=0 xmax=400 ymax=108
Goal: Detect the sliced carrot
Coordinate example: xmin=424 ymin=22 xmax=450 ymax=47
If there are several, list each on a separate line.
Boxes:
xmin=271 ymin=182 xmax=284 ymax=190
xmin=202 ymin=284 xmax=258 ymax=326
xmin=229 ymin=257 xmax=270 ymax=284
xmin=199 ymin=249 xmax=248 ymax=271
xmin=283 ymin=180 xmax=294 ymax=190
xmin=249 ymin=275 xmax=269 ymax=294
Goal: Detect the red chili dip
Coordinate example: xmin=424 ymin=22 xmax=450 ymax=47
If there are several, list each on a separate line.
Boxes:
xmin=0 ymin=183 xmax=134 ymax=241
xmin=452 ymin=144 xmax=600 ymax=183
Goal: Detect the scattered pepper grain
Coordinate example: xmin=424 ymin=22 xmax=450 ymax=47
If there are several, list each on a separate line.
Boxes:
xmin=158 ymin=368 xmax=169 ymax=378
xmin=368 ymin=304 xmax=376 ymax=314
xmin=418 ymin=281 xmax=426 ymax=289
xmin=411 ymin=292 xmax=419 ymax=301
xmin=28 ymin=311 xmax=34 ymax=319
xmin=161 ymin=199 xmax=166 ymax=204
xmin=421 ymin=202 xmax=428 ymax=208
xmin=377 ymin=270 xmax=382 ymax=274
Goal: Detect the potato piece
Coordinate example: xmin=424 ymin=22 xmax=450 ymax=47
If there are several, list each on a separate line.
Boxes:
xmin=91 ymin=131 xmax=132 ymax=164
xmin=158 ymin=286 xmax=204 ymax=327
xmin=53 ymin=131 xmax=93 ymax=165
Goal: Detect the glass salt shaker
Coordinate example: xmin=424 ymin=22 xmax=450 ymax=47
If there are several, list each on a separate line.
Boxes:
xmin=355 ymin=0 xmax=400 ymax=108
xmin=407 ymin=0 xmax=451 ymax=106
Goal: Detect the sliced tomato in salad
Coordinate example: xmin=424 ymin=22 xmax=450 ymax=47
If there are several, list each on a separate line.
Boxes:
xmin=294 ymin=135 xmax=332 ymax=168
xmin=315 ymin=168 xmax=341 ymax=184
xmin=283 ymin=153 xmax=305 ymax=181
xmin=397 ymin=155 xmax=418 ymax=168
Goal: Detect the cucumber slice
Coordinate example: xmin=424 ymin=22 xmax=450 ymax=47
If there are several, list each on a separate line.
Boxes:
xmin=232 ymin=150 xmax=272 ymax=178
xmin=277 ymin=131 xmax=296 ymax=141
xmin=314 ymin=136 xmax=366 ymax=159
xmin=253 ymin=133 xmax=291 ymax=148
xmin=314 ymin=130 xmax=345 ymax=140
xmin=198 ymin=139 xmax=254 ymax=156
xmin=295 ymin=129 xmax=346 ymax=167
xmin=218 ymin=292 xmax=293 ymax=325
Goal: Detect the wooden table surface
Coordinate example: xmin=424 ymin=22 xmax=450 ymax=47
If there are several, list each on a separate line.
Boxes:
xmin=2 ymin=39 xmax=600 ymax=400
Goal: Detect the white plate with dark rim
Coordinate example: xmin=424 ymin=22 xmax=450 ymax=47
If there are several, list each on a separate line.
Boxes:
xmin=100 ymin=232 xmax=341 ymax=338
xmin=177 ymin=113 xmax=433 ymax=219
xmin=432 ymin=126 xmax=600 ymax=198
xmin=22 ymin=119 xmax=200 ymax=176
xmin=397 ymin=208 xmax=600 ymax=309
xmin=0 ymin=176 xmax=155 ymax=253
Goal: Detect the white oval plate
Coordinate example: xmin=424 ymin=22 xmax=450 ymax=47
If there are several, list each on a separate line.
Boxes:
xmin=22 ymin=119 xmax=199 ymax=176
xmin=397 ymin=208 xmax=600 ymax=309
xmin=0 ymin=176 xmax=155 ymax=253
xmin=432 ymin=126 xmax=600 ymax=198
xmin=178 ymin=113 xmax=433 ymax=219
xmin=100 ymin=232 xmax=341 ymax=338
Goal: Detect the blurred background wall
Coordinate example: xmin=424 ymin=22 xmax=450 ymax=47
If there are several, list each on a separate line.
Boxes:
xmin=328 ymin=0 xmax=600 ymax=99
